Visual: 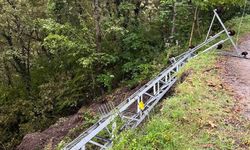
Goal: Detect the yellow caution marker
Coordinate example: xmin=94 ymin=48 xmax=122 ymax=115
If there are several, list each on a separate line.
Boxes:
xmin=138 ymin=100 xmax=145 ymax=111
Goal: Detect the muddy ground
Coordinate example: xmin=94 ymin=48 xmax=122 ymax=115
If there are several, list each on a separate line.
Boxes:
xmin=222 ymin=34 xmax=250 ymax=120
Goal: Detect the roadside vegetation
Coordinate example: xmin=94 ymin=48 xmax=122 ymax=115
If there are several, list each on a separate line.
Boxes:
xmin=112 ymin=15 xmax=250 ymax=150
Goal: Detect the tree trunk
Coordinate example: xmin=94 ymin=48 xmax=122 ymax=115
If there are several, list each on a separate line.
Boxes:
xmin=94 ymin=0 xmax=102 ymax=51
xmin=123 ymin=10 xmax=130 ymax=28
xmin=2 ymin=33 xmax=31 ymax=94
xmin=12 ymin=55 xmax=31 ymax=94
xmin=134 ymin=1 xmax=141 ymax=19
xmin=105 ymin=0 xmax=112 ymax=17
xmin=3 ymin=59 xmax=13 ymax=86
xmin=170 ymin=1 xmax=177 ymax=42
xmin=114 ymin=0 xmax=121 ymax=17
xmin=189 ymin=6 xmax=198 ymax=47
xmin=196 ymin=9 xmax=201 ymax=37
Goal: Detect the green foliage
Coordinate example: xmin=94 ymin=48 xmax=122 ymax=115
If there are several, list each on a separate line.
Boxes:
xmin=192 ymin=0 xmax=245 ymax=9
xmin=97 ymin=73 xmax=115 ymax=92
xmin=0 ymin=0 xmax=248 ymax=149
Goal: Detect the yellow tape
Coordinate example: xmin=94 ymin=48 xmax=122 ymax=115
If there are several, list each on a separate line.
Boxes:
xmin=138 ymin=100 xmax=145 ymax=111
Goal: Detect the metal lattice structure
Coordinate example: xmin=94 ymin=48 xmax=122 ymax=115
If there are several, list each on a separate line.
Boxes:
xmin=63 ymin=9 xmax=243 ymax=150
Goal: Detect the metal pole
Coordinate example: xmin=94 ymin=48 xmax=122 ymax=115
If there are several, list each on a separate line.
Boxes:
xmin=213 ymin=10 xmax=240 ymax=55
xmin=137 ymin=97 xmax=140 ymax=113
xmin=157 ymin=82 xmax=160 ymax=94
xmin=153 ymin=85 xmax=156 ymax=95
xmin=205 ymin=14 xmax=216 ymax=41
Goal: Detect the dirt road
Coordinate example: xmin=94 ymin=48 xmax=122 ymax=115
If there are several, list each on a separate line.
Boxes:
xmin=223 ymin=34 xmax=250 ymax=119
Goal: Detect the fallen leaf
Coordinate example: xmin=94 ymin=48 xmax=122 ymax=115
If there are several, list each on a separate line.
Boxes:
xmin=208 ymin=120 xmax=217 ymax=128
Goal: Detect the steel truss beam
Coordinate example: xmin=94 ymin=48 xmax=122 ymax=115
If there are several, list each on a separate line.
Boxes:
xmin=63 ymin=9 xmax=240 ymax=150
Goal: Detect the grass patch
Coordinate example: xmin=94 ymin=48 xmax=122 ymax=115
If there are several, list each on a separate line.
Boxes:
xmin=112 ymin=52 xmax=250 ymax=150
